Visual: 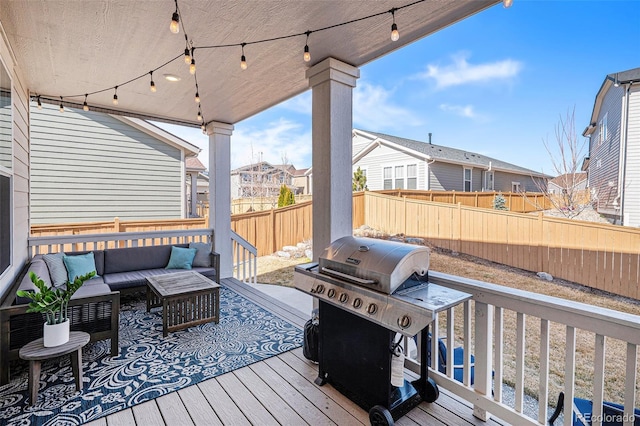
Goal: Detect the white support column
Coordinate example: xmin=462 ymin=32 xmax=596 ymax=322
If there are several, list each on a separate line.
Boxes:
xmin=189 ymin=172 xmax=198 ymax=217
xmin=305 ymin=58 xmax=360 ymax=260
xmin=206 ymin=121 xmax=234 ymax=278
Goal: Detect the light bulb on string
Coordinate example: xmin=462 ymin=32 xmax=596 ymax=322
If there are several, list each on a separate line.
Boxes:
xmin=113 ymin=86 xmax=118 ymax=105
xmin=390 ymin=9 xmax=399 ymax=41
xmin=195 ymin=91 xmax=200 ymax=103
xmin=37 ymin=95 xmax=42 ymax=109
xmin=59 ymin=97 xmax=64 ymax=113
xmin=189 ymin=48 xmax=196 ymax=74
xmin=149 ymin=71 xmax=157 ymax=92
xmin=170 ymin=0 xmax=180 ymax=34
xmin=503 ymin=0 xmax=513 ymax=8
xmin=197 ymin=110 xmax=203 ymax=121
xmin=303 ymin=31 xmax=311 ymax=62
xmin=201 ymin=123 xmax=206 ymax=133
xmin=83 ymin=94 xmax=89 ymax=111
xmin=240 ymin=43 xmax=248 ymax=70
xmin=184 ymin=47 xmax=191 ymax=64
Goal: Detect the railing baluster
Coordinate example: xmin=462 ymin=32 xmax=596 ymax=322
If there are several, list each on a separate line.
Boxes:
xmin=624 ymin=343 xmax=637 ymax=426
xmin=447 ymin=307 xmax=454 ymax=380
xmin=564 ymin=326 xmax=576 ymax=426
xmin=463 ymin=300 xmax=472 ymax=386
xmin=431 ymin=315 xmax=439 ymax=371
xmin=474 ymin=301 xmax=493 ymax=421
xmin=494 ymin=306 xmax=504 ymax=402
xmin=516 ymin=312 xmax=526 ymax=413
xmin=593 ymin=334 xmax=605 ymax=425
xmin=539 ymin=318 xmax=550 ymax=423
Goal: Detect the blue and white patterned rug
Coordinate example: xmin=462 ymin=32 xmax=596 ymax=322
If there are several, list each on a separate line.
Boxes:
xmin=0 ymin=285 xmax=303 ymax=425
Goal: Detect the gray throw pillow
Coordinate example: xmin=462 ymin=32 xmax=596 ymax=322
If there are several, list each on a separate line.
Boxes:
xmin=42 ymin=252 xmax=68 ymax=287
xmin=189 ymin=242 xmax=212 ymax=267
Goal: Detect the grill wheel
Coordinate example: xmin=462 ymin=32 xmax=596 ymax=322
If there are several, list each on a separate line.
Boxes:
xmin=369 ymin=405 xmax=394 ymax=426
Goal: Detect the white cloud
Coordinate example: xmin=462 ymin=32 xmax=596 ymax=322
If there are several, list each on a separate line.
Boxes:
xmin=231 ymin=119 xmax=312 ymax=169
xmin=353 ymin=82 xmax=422 ymax=131
xmin=419 ymin=52 xmax=522 ymax=89
xmin=278 ymin=91 xmax=312 ymax=115
xmin=439 ymin=103 xmax=477 ymax=118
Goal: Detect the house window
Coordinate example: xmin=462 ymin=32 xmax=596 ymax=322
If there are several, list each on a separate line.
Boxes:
xmin=383 ymin=167 xmax=392 ymax=190
xmin=599 ymin=113 xmax=608 ymax=145
xmin=407 ymin=164 xmax=417 ymax=189
xmin=395 ymin=166 xmax=404 ymax=189
xmin=512 ymin=182 xmax=521 ymax=192
xmin=463 ymin=168 xmax=472 ymax=192
xmin=485 ymin=171 xmax=494 ymax=191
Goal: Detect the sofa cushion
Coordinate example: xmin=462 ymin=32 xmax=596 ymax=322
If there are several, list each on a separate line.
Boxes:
xmin=189 ymin=242 xmax=212 ymax=267
xmin=43 ymin=252 xmax=68 ymax=287
xmin=67 ymin=250 xmax=105 ymax=277
xmin=103 ymin=244 xmax=188 ymax=274
xmin=103 ymin=267 xmax=218 ymax=291
xmin=70 ymin=278 xmax=111 ymax=300
xmin=165 ymin=246 xmax=197 ymax=270
xmin=16 ymin=257 xmax=54 ymax=304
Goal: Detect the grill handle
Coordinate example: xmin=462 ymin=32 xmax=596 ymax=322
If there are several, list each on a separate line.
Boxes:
xmin=320 ymin=267 xmax=377 ymax=286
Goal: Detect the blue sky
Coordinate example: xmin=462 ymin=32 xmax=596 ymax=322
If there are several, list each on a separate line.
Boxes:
xmin=157 ymin=0 xmax=640 ymax=175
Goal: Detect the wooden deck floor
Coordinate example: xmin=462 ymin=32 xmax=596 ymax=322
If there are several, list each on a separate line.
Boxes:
xmin=85 ymin=278 xmax=507 ymax=426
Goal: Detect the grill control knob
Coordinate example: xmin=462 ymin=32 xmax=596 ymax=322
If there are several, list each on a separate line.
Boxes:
xmin=353 ymin=298 xmax=363 ymax=309
xmin=398 ymin=315 xmax=412 ymax=329
xmin=315 ymin=284 xmax=325 ymax=294
xmin=327 ymin=288 xmax=336 ymax=298
xmin=339 ymin=293 xmax=349 ymax=303
xmin=367 ymin=303 xmax=378 ymax=315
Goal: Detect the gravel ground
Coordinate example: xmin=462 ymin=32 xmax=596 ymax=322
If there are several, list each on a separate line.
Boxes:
xmin=538 ymin=205 xmax=610 ymax=224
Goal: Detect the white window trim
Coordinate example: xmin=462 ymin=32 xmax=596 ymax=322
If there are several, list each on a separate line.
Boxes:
xmin=484 ymin=171 xmax=494 ymax=191
xmin=463 ymin=167 xmax=472 ymax=192
xmin=512 ymin=181 xmax=521 ymax=192
xmin=382 ymin=162 xmax=419 ymax=190
xmin=599 ymin=112 xmax=608 ymax=146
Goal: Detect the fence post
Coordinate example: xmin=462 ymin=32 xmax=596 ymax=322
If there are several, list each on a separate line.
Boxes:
xmin=270 ymin=208 xmax=277 ymax=254
xmin=113 ymin=217 xmax=121 ymax=233
xmin=403 ymin=196 xmax=407 ymax=236
xmin=475 ymin=193 xmax=479 ymax=207
xmin=538 ymin=211 xmax=544 ymax=272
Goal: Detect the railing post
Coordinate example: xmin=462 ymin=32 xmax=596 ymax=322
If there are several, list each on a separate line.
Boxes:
xmin=474 ymin=301 xmax=493 ymax=421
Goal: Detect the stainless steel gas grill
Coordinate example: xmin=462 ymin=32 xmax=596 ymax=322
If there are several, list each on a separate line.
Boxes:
xmin=294 ymin=236 xmax=471 ymax=426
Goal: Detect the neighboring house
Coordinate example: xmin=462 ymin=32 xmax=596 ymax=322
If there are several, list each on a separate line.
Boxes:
xmin=30 ymin=103 xmax=202 ymax=224
xmin=292 ymin=167 xmax=312 ymax=195
xmin=186 ymin=157 xmax=207 ymax=217
xmin=547 ymin=172 xmax=588 ymax=194
xmin=351 ymin=129 xmax=548 ymax=193
xmin=230 ymin=161 xmax=298 ymax=199
xmin=582 ymin=67 xmax=640 ymax=226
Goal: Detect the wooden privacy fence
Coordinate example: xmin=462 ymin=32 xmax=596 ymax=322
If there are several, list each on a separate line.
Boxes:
xmin=365 ymin=192 xmax=640 ymax=300
xmin=375 ymin=189 xmax=552 ymax=212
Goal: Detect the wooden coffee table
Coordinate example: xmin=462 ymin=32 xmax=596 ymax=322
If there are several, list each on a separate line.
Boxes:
xmin=146 ymin=271 xmax=221 ymax=337
xmin=19 ymin=331 xmax=90 ymax=406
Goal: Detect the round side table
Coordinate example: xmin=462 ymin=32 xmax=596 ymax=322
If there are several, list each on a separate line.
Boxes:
xmin=19 ymin=331 xmax=90 ymax=406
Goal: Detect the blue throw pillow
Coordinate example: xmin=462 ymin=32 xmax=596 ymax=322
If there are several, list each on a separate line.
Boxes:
xmin=166 ymin=246 xmax=197 ymax=270
xmin=63 ymin=252 xmax=98 ymax=282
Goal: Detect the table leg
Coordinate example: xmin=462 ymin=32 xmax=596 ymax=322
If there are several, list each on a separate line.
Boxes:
xmin=28 ymin=360 xmax=41 ymax=406
xmin=146 ymin=286 xmax=151 ymax=312
xmin=163 ymin=299 xmax=168 ymax=337
xmin=70 ymin=348 xmax=83 ymax=391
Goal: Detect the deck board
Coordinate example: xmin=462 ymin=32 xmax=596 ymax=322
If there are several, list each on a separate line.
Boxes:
xmin=94 ymin=278 xmax=508 ymax=426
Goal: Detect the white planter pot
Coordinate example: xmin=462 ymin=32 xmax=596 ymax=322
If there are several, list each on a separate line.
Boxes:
xmin=43 ymin=319 xmax=70 ymax=347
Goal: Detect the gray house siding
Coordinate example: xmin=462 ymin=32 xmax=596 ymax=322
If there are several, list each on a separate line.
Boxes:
xmin=0 ymin=42 xmax=30 ymax=296
xmin=30 ymin=104 xmax=183 ymax=224
xmin=494 ymin=171 xmax=540 ymax=193
xmin=429 ymin=162 xmax=463 ymax=191
xmin=624 ymin=86 xmax=640 ymax=226
xmin=589 ymin=85 xmax=623 ymax=215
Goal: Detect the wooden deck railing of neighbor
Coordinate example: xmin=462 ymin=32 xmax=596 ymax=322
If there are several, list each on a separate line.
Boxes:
xmin=415 ymin=271 xmax=640 ymax=426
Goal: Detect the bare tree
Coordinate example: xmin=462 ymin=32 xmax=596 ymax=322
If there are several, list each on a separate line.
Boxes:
xmin=532 ymin=107 xmax=591 ymax=219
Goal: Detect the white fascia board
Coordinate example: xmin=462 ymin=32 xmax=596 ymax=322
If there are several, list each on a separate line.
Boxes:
xmin=113 ymin=116 xmax=201 ymax=156
xmin=352 ymin=138 xmax=432 ymax=164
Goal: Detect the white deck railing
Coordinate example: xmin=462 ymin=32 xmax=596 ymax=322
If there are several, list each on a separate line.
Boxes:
xmin=403 ymin=270 xmax=640 ymax=426
xmin=28 ymin=228 xmax=258 ymax=284
xmin=231 ymin=230 xmax=258 ymax=283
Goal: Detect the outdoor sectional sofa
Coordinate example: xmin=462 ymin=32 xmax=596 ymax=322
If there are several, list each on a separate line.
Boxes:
xmin=0 ymin=243 xmax=220 ymax=385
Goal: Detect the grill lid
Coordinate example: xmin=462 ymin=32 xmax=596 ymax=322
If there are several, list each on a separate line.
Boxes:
xmin=318 ymin=236 xmax=429 ymax=294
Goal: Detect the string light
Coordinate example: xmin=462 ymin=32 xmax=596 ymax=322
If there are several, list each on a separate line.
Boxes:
xmin=201 ymin=123 xmax=206 ymax=133
xmin=503 ymin=0 xmax=513 ymax=8
xmin=184 ymin=45 xmax=191 ymax=64
xmin=390 ymin=8 xmax=400 ymax=41
xmin=112 ymin=86 xmax=118 ymax=105
xmin=195 ymin=87 xmax=200 ymax=103
xmin=189 ymin=48 xmax=196 ymax=75
xmin=37 ymin=95 xmax=42 ymax=109
xmin=149 ymin=71 xmax=157 ymax=92
xmin=59 ymin=96 xmax=64 ymax=113
xmin=170 ymin=0 xmax=180 ymax=34
xmin=303 ymin=31 xmax=311 ymax=62
xmin=197 ymin=106 xmax=203 ymax=121
xmin=240 ymin=43 xmax=248 ymax=70
xmin=83 ymin=94 xmax=89 ymax=111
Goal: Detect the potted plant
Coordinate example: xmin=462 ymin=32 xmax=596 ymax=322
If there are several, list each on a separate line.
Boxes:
xmin=17 ymin=271 xmax=95 ymax=347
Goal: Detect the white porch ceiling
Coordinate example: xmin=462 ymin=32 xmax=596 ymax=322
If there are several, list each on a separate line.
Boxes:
xmin=0 ymin=0 xmax=498 ymax=127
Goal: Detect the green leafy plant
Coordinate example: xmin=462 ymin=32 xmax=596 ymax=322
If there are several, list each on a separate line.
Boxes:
xmin=277 ymin=185 xmax=295 ymax=207
xmin=352 ymin=166 xmax=368 ymax=191
xmin=17 ymin=271 xmax=95 ymax=325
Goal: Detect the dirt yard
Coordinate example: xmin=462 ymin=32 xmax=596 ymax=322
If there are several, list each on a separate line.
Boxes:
xmin=254 ymin=246 xmax=640 ymax=407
